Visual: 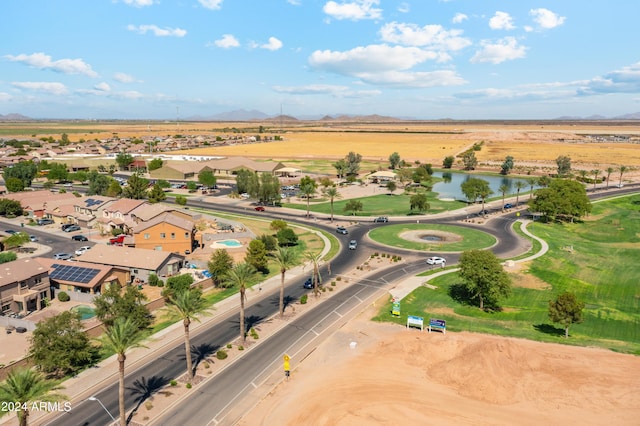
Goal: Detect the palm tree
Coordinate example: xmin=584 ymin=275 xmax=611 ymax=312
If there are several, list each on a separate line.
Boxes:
xmin=165 ymin=287 xmax=210 ymax=381
xmin=98 ymin=317 xmax=147 ymax=426
xmin=299 ymin=183 xmax=316 ymax=218
xmin=498 ymin=184 xmax=509 ymax=211
xmin=514 ymin=181 xmax=527 ymax=205
xmin=578 ymin=169 xmax=588 ymax=183
xmin=618 ymin=165 xmax=628 ymax=186
xmin=526 ymin=177 xmax=537 ymax=199
xmin=224 ymin=263 xmax=256 ymax=343
xmin=0 ymin=368 xmax=66 ymax=426
xmin=323 ymin=185 xmax=341 ymax=222
xmin=591 ymin=169 xmax=600 ymax=189
xmin=304 ymin=251 xmax=323 ymax=297
xmin=605 ymin=167 xmax=614 ymax=188
xmin=273 ymin=246 xmax=298 ymax=318
xmin=478 ymin=187 xmax=493 ymax=216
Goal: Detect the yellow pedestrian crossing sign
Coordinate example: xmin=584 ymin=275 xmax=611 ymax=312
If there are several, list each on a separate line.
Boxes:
xmin=283 ymin=354 xmax=291 ymax=380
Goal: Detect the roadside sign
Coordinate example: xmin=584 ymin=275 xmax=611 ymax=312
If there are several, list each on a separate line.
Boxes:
xmin=283 ymin=354 xmax=290 ymax=379
xmin=392 ymin=300 xmax=401 ymax=316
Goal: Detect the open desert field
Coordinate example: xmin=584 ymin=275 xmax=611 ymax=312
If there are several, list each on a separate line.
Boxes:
xmin=238 ymin=303 xmax=640 ymax=426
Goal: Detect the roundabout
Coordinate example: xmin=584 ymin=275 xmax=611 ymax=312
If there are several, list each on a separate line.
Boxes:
xmin=368 ymin=223 xmax=497 ymax=252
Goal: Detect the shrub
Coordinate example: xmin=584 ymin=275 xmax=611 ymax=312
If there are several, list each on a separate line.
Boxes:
xmin=250 ymin=328 xmax=259 ymax=339
xmin=216 ymin=350 xmax=228 ymax=360
xmin=226 ymin=343 xmax=232 ymax=349
xmin=186 ymin=383 xmax=192 ymax=389
xmin=203 ymin=362 xmax=210 ymax=369
xmin=300 ymin=294 xmax=308 ymax=304
xmin=144 ymin=401 xmax=153 ymax=411
xmin=57 ymin=291 xmax=70 ymax=302
xmin=238 ymin=345 xmax=244 ymax=351
xmin=331 ymin=281 xmax=336 ymax=286
xmin=170 ymin=380 xmax=177 ymax=386
xmin=336 ymin=276 xmax=342 ymax=281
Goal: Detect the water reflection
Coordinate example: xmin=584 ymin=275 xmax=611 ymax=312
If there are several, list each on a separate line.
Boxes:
xmin=432 ymin=172 xmax=537 ymax=200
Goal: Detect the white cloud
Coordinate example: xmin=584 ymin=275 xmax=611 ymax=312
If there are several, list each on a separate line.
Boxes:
xmin=273 ymin=84 xmax=350 ymax=95
xmin=12 ymin=81 xmax=68 ymax=95
xmin=214 ymin=34 xmax=240 ymax=49
xmin=379 ymin=22 xmax=471 ymax=52
xmin=0 ymin=92 xmax=12 ymax=102
xmin=452 ymin=13 xmax=468 ymax=24
xmin=323 ymin=0 xmax=382 ymax=21
xmin=127 ymin=24 xmax=187 ymax=37
xmin=122 ymin=0 xmax=155 ymax=7
xmin=529 ymin=8 xmax=566 ymax=30
xmin=489 ymin=11 xmax=515 ymax=30
xmin=354 ymin=70 xmax=466 ymax=87
xmin=114 ymin=72 xmax=138 ymax=83
xmin=261 ymin=37 xmax=283 ymax=51
xmin=470 ymin=37 xmax=526 ymax=64
xmin=5 ymin=52 xmax=98 ymax=77
xmin=578 ymin=62 xmax=640 ymax=95
xmin=398 ymin=2 xmax=409 ymax=13
xmin=287 ymin=0 xmax=301 ymax=5
xmin=94 ymin=82 xmax=111 ymax=92
xmin=198 ymin=0 xmax=223 ymax=10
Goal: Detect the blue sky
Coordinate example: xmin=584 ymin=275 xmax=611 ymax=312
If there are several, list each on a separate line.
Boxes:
xmin=2 ymin=0 xmax=639 ymax=120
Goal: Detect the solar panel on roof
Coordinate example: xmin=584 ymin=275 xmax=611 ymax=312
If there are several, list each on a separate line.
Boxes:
xmin=50 ymin=264 xmax=101 ymax=284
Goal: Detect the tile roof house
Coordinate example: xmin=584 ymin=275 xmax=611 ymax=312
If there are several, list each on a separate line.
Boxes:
xmin=99 ymin=198 xmax=148 ymax=233
xmin=132 ymin=212 xmax=196 ymax=254
xmin=77 ymin=245 xmax=185 ymax=283
xmin=0 ymin=190 xmax=77 ymax=219
xmin=34 ymin=258 xmax=128 ymax=295
xmin=0 ymin=258 xmax=50 ymax=316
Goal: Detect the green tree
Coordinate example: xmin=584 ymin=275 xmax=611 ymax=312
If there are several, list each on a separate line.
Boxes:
xmin=164 ymin=274 xmax=194 ymax=299
xmin=396 ymin=168 xmax=413 ymax=188
xmin=147 ymin=183 xmax=167 ymax=203
xmin=591 ymin=169 xmax=600 ymax=189
xmin=122 ymin=173 xmax=149 ymax=199
xmin=29 ymin=311 xmax=98 ymax=378
xmin=537 ymin=175 xmax=551 ymax=188
xmin=388 ymin=152 xmax=401 ymax=170
xmin=528 ymin=179 xmax=592 ymax=222
xmin=299 ymin=176 xmax=317 ymax=217
xmin=3 ymin=161 xmax=38 ymax=188
xmin=0 ymin=198 xmax=23 ymax=216
xmin=276 ymin=227 xmax=298 ymax=246
xmin=442 ymin=155 xmax=455 ymax=169
xmin=460 ymin=177 xmax=490 ymax=205
xmin=386 ymin=180 xmax=397 ymax=195
xmin=548 ymin=291 xmax=585 ymax=338
xmin=273 ymin=246 xmax=298 ymax=317
xmin=175 ymin=195 xmax=187 ymax=206
xmin=235 ymin=168 xmax=255 ymax=195
xmin=147 ymin=158 xmax=163 ymax=171
xmin=106 ymin=179 xmax=123 ymax=197
xmin=198 ymin=170 xmax=217 ymax=188
xmin=270 ymin=219 xmax=288 ymax=232
xmin=156 ymin=179 xmax=171 ymax=189
xmin=304 ymin=251 xmax=323 ymax=297
xmin=0 ymin=252 xmax=17 ymax=264
xmin=258 ymin=233 xmax=278 ymax=251
xmin=165 ymin=288 xmax=210 ymax=381
xmin=86 ymin=170 xmax=110 ymax=196
xmin=345 ymin=151 xmax=362 ymax=177
xmin=115 ymin=152 xmax=134 ymax=171
xmin=186 ymin=181 xmax=198 ymax=192
xmin=93 ymin=283 xmax=152 ymax=330
xmin=526 ymin=177 xmax=537 ymax=200
xmin=5 ymin=176 xmax=25 ymax=192
xmin=514 ymin=180 xmax=527 ymax=205
xmin=343 ymin=199 xmax=363 ymax=216
xmin=223 ymin=263 xmax=256 ymax=343
xmin=458 ymin=249 xmax=512 ymax=310
xmin=498 ymin=184 xmax=509 ymax=211
xmin=258 ymin=172 xmax=280 ymax=204
xmin=0 ymin=368 xmax=67 ymax=426
xmin=98 ymin=317 xmax=147 ymax=426
xmin=3 ymin=232 xmax=30 ymax=249
xmin=323 ymin=185 xmax=341 ymax=222
xmin=333 ymin=158 xmax=347 ymax=179
xmin=618 ymin=165 xmax=628 ymax=186
xmin=500 ymin=156 xmax=514 ymax=175
xmin=46 ymin=162 xmax=69 ymax=182
xmin=245 ymin=239 xmax=268 ymax=273
xmin=462 ymin=151 xmax=477 ymax=170
xmin=605 ymin=166 xmax=615 ymax=188
xmin=208 ymin=249 xmax=234 ymax=287
xmin=556 ymin=155 xmax=572 ymax=177
xmin=409 ymin=193 xmax=429 ymax=212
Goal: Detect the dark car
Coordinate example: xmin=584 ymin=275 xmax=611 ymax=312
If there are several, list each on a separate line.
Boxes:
xmin=336 ymin=226 xmax=348 ymax=235
xmin=504 ymin=203 xmax=514 ymax=209
xmin=4 ymin=229 xmax=17 ymax=235
xmin=61 ymin=223 xmax=75 ymax=231
xmin=63 ymin=225 xmax=81 ymax=232
xmin=71 ymin=235 xmax=88 ymax=242
xmin=374 ymin=216 xmax=389 ymax=223
xmin=303 ymin=277 xmax=314 ymax=289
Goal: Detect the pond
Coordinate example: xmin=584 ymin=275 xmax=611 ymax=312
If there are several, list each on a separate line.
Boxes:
xmin=432 ymin=172 xmax=538 ymax=201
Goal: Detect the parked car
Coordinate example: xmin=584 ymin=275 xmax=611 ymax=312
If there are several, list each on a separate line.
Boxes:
xmin=61 ymin=223 xmax=76 ymax=231
xmin=53 ymin=253 xmax=73 ymax=260
xmin=504 ymin=203 xmax=514 ymax=209
xmin=37 ymin=218 xmax=54 ymax=226
xmin=254 ymin=206 xmax=265 ymax=212
xmin=426 ymin=256 xmax=446 ymax=265
xmin=4 ymin=229 xmax=17 ymax=235
xmin=348 ymin=240 xmax=358 ymax=250
xmin=336 ymin=226 xmax=348 ymax=235
xmin=303 ymin=277 xmax=314 ymax=289
xmin=71 ymin=235 xmax=89 ymax=242
xmin=374 ymin=216 xmax=389 ymax=223
xmin=75 ymin=246 xmax=91 ymax=256
xmin=63 ymin=225 xmax=81 ymax=232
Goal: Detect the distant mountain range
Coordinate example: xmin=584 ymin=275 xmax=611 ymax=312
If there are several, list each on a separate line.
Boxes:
xmin=2 ymin=110 xmax=640 ymax=122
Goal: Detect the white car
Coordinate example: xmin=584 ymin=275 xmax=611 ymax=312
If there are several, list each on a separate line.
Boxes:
xmin=426 ymin=256 xmax=446 ymax=265
xmin=75 ymin=246 xmax=91 ymax=256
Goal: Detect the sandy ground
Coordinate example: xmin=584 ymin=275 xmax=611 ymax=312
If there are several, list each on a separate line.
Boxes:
xmin=238 ymin=300 xmax=640 ymax=426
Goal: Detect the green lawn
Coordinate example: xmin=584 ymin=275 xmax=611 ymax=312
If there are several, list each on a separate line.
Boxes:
xmin=369 ymin=223 xmax=496 ymax=252
xmin=284 ymin=193 xmax=466 ymax=217
xmin=373 ymin=193 xmax=640 ymax=354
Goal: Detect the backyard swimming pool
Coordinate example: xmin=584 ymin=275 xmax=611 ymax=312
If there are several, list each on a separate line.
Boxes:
xmin=211 ymin=239 xmax=242 ymax=248
xmin=70 ymin=304 xmax=96 ymax=320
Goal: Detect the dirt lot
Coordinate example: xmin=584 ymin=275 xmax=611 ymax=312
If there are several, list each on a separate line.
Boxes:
xmin=238 ymin=300 xmax=640 ymax=426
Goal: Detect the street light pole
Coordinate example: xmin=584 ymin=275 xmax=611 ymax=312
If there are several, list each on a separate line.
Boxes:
xmin=88 ymin=396 xmax=116 ymax=422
